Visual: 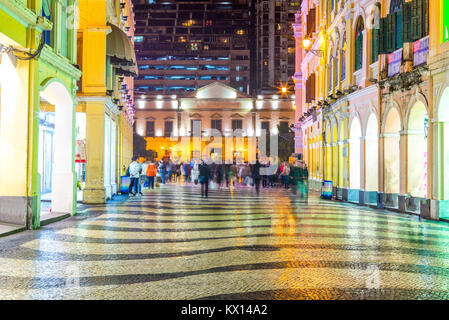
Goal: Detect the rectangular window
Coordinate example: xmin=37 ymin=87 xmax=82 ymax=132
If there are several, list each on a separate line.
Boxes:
xmin=261 ymin=121 xmax=270 ymax=135
xmin=146 ymin=121 xmax=155 ymax=137
xmin=232 ymin=119 xmax=243 ymax=131
xmin=279 ymin=121 xmax=290 ymax=134
xmin=411 ymin=0 xmax=423 ymax=41
xmin=211 ymin=119 xmax=222 ymax=133
xmin=306 ymin=74 xmax=316 ymax=103
xmin=164 ymin=121 xmax=173 ymax=137
xmin=191 ymin=120 xmax=202 ymax=136
xmin=403 ymin=1 xmax=412 ymax=43
xmin=372 ymin=30 xmax=380 ymax=62
xmin=396 ymin=9 xmax=403 ymax=50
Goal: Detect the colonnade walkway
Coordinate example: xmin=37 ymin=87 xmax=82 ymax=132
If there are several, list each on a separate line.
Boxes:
xmin=1 ymin=184 xmax=449 ymax=299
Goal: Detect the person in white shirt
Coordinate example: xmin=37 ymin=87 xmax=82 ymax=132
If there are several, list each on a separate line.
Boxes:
xmin=128 ymin=157 xmax=142 ymax=196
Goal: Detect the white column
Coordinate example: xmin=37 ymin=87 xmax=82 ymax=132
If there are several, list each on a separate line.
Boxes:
xmin=51 ymin=103 xmax=75 ymax=214
xmin=103 ymin=115 xmax=112 ymax=199
xmin=110 ymin=120 xmax=117 ymax=195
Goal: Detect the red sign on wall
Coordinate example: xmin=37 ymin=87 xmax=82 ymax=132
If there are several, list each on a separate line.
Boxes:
xmin=75 ymin=140 xmax=86 ymax=163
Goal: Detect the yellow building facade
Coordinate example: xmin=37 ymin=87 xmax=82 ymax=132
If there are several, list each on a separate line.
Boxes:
xmin=76 ymin=0 xmax=136 ymax=203
xmin=296 ymin=0 xmax=447 ymax=219
xmin=0 ymin=0 xmax=82 ymax=232
xmin=134 ymin=82 xmax=296 ymax=164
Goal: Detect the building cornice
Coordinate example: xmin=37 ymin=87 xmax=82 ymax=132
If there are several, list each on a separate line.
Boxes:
xmin=0 ymin=0 xmax=38 ymax=28
xmin=40 ymin=45 xmax=82 ymax=80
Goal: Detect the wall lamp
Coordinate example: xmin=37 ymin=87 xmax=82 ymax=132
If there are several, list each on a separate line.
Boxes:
xmin=302 ymin=39 xmax=323 ymax=57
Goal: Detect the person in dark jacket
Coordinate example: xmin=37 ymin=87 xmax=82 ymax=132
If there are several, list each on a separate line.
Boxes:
xmin=216 ymin=164 xmax=224 ymax=188
xmin=199 ymin=160 xmax=212 ymax=198
xmin=290 ymin=161 xmax=302 ymax=196
xmin=252 ymin=160 xmax=262 ymax=195
xmin=299 ymin=161 xmax=309 ymax=199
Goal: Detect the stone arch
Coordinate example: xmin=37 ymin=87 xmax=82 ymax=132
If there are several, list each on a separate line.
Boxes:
xmin=437 ymin=86 xmax=449 ymax=120
xmin=404 ymin=93 xmax=429 ymax=130
xmin=349 ymin=108 xmax=363 ymax=133
xmin=352 ymin=5 xmax=367 ymax=32
xmin=39 ymin=79 xmax=75 ymax=216
xmin=406 ymin=100 xmax=428 ymax=197
xmin=382 ymin=99 xmax=403 ymax=133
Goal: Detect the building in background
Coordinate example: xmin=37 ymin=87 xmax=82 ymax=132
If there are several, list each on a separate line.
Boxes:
xmin=132 ymin=0 xmax=251 ymax=99
xmin=252 ymin=0 xmax=298 ymax=96
xmin=132 ymin=0 xmax=300 ymax=160
xmin=0 ymin=0 xmax=81 ymax=232
xmin=77 ymin=0 xmax=136 ymax=203
xmin=134 ymin=82 xmax=296 ymax=163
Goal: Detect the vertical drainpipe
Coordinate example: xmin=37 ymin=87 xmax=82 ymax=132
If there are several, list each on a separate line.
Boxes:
xmin=27 ymin=26 xmax=42 ymax=230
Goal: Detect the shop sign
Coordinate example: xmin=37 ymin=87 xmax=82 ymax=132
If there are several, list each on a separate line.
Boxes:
xmin=388 ymin=48 xmax=403 ymax=77
xmin=413 ymin=36 xmax=429 ymax=67
xmin=75 ymin=140 xmax=86 ymax=163
xmin=321 ymin=180 xmax=333 ymax=199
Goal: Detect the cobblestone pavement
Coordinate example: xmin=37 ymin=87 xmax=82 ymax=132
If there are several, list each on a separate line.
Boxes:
xmin=1 ymin=184 xmax=449 ymax=300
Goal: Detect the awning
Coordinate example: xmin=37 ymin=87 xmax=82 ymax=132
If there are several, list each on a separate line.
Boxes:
xmin=115 ymin=64 xmax=138 ymax=77
xmin=106 ymin=23 xmax=137 ymax=67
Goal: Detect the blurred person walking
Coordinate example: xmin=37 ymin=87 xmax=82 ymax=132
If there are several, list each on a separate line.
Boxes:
xmin=252 ymin=159 xmax=262 ymax=195
xmin=146 ymin=161 xmax=157 ymax=190
xmin=281 ymin=162 xmax=290 ymax=189
xmin=199 ymin=160 xmax=212 ymax=198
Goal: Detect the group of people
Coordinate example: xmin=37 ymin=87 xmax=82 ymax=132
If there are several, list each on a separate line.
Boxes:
xmin=127 ymin=156 xmax=309 ymax=198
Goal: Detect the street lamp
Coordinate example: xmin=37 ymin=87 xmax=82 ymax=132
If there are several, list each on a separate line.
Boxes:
xmin=302 ymin=38 xmax=323 ymax=57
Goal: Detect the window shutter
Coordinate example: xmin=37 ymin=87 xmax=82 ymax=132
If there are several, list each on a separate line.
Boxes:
xmin=379 ymin=17 xmax=387 ymax=54
xmin=306 ymin=77 xmax=311 ymax=103
xmin=372 ymin=28 xmax=379 ymax=63
xmin=355 ymin=33 xmax=363 ymax=71
xmin=402 ymin=1 xmax=412 ymax=43
xmin=423 ymin=0 xmax=429 ymax=36
xmin=311 ymin=74 xmax=316 ymax=101
xmin=396 ymin=9 xmax=403 ymax=50
xmin=411 ymin=0 xmax=423 ymax=41
xmin=387 ymin=14 xmax=395 ymax=53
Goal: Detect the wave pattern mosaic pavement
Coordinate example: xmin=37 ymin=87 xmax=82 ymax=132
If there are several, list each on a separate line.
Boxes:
xmin=1 ymin=185 xmax=449 ymax=299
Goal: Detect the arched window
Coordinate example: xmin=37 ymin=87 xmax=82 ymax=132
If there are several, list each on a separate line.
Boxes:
xmin=372 ymin=3 xmax=381 ymax=63
xmin=333 ymin=51 xmax=338 ymax=89
xmin=354 ymin=17 xmax=364 ymax=71
xmin=328 ymin=44 xmax=334 ymax=92
xmin=341 ymin=33 xmax=346 ymax=81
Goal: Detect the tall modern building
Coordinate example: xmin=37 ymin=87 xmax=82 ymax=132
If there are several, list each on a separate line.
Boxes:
xmin=252 ymin=0 xmax=298 ymax=95
xmin=132 ymin=0 xmax=251 ymax=97
xmin=131 ymin=0 xmax=297 ymax=164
